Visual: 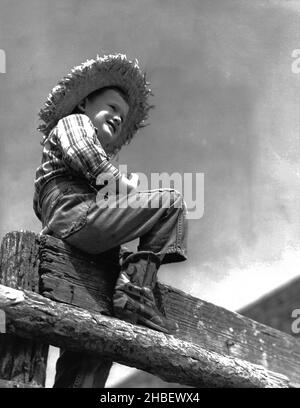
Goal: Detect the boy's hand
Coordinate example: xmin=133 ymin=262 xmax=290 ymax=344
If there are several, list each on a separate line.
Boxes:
xmin=115 ymin=172 xmax=139 ymax=195
xmin=127 ymin=172 xmax=139 ymax=190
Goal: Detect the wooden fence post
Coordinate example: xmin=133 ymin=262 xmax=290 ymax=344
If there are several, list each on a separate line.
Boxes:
xmin=0 ymin=231 xmax=48 ymax=387
xmin=0 ymin=230 xmax=119 ymax=388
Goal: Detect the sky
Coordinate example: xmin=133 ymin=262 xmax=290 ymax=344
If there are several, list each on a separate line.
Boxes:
xmin=1 ymin=0 xmax=300 ymax=387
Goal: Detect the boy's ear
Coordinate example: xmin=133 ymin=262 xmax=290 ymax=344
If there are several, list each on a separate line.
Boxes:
xmin=76 ymin=98 xmax=87 ymax=113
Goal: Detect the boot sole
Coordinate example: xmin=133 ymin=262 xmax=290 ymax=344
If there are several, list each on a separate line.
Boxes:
xmin=114 ymin=306 xmax=173 ymax=334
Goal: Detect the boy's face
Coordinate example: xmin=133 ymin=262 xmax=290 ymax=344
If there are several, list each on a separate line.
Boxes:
xmin=82 ymin=88 xmax=129 ymax=151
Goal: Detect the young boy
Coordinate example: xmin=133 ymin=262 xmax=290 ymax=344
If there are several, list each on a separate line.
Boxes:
xmin=33 ymin=54 xmax=188 ymax=387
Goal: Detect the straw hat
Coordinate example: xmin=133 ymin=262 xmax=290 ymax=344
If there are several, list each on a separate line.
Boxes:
xmin=38 ymin=53 xmax=152 ymax=155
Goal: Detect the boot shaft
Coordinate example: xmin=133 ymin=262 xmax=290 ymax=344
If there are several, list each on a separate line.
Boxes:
xmin=121 ymin=251 xmax=161 ymax=289
xmin=114 ymin=251 xmax=178 ymax=334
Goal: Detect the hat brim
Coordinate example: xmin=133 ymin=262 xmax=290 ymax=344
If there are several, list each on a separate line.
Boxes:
xmin=38 ymin=54 xmax=152 ymax=155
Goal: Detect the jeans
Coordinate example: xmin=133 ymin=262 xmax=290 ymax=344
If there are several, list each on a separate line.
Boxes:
xmin=39 ymin=175 xmax=188 ymax=387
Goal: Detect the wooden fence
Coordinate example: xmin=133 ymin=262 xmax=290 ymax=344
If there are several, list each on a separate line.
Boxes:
xmin=0 ymin=231 xmax=298 ymax=388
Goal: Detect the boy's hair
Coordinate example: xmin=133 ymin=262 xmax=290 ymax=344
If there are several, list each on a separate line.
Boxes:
xmin=72 ymin=86 xmax=129 ymax=114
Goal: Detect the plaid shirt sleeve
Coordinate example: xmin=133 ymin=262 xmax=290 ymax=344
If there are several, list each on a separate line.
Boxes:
xmin=56 ymin=114 xmax=121 ymax=187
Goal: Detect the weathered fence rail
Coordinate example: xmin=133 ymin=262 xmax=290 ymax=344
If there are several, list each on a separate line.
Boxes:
xmin=0 ymin=283 xmax=289 ymax=388
xmin=0 ymin=231 xmax=298 ymax=388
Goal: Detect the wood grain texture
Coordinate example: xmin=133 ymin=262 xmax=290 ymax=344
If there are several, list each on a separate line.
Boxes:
xmin=159 ymin=284 xmax=300 ymax=388
xmin=240 ymin=277 xmax=300 ymax=336
xmin=1 ymin=231 xmax=299 ymax=388
xmin=0 ymin=284 xmax=290 ymax=388
xmin=0 ymin=231 xmax=48 ymax=387
xmin=38 ymin=234 xmax=120 ymax=388
xmin=38 ymin=234 xmax=120 ymax=316
xmin=39 ymin=234 xmax=300 ymax=387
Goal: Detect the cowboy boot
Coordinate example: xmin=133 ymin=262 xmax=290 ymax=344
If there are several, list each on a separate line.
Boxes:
xmin=113 ymin=251 xmax=178 ymax=334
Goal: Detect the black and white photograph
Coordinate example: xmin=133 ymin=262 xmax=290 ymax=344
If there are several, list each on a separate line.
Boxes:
xmin=0 ymin=0 xmax=299 ymax=396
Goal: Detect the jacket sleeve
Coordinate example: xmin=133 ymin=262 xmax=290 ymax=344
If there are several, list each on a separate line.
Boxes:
xmin=56 ymin=114 xmax=121 ymax=187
